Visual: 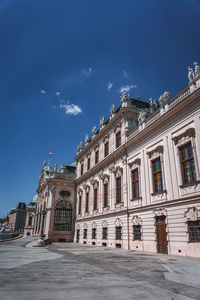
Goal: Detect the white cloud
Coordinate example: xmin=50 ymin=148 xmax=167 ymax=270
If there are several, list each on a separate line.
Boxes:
xmin=123 ymin=70 xmax=128 ymax=78
xmin=82 ymin=67 xmax=92 ymax=76
xmin=59 ymin=103 xmax=82 ymax=116
xmin=56 ymin=91 xmax=60 ymax=96
xmin=40 ymin=89 xmax=46 ymax=95
xmin=107 ymin=82 xmax=113 ymax=91
xmin=119 ymin=85 xmax=137 ymax=93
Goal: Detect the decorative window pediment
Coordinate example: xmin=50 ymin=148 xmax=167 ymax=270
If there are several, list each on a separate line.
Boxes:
xmin=132 ymin=215 xmax=142 ymax=226
xmin=172 ymin=128 xmax=195 ymax=146
xmin=115 ymin=218 xmax=122 ymax=227
xmin=153 ymin=208 xmax=167 ymax=217
xmin=102 ymin=220 xmax=108 ymax=228
xmin=147 ymin=145 xmax=163 ymax=160
xmin=92 ymin=221 xmax=97 ymax=229
xmin=185 ymin=207 xmax=200 ymax=221
xmin=128 ymin=158 xmax=141 ymax=170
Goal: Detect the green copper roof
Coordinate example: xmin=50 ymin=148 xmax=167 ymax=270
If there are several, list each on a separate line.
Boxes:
xmin=32 ymin=195 xmax=38 ymax=203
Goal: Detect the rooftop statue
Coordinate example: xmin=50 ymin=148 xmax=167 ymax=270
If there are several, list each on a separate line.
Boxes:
xmin=54 ymin=163 xmax=58 ymax=172
xmin=92 ymin=126 xmax=97 ymax=138
xmin=188 ymin=66 xmax=195 ymax=82
xmin=79 ymin=141 xmax=82 ymax=150
xmin=100 ymin=116 xmax=106 ymax=129
xmin=159 ymin=91 xmax=170 ymax=108
xmin=110 ymin=103 xmax=116 ymax=115
xmin=85 ymin=134 xmax=90 ymax=145
xmin=149 ymin=97 xmax=159 ymax=113
xmin=120 ymin=90 xmax=131 ymax=107
xmin=138 ymin=110 xmax=147 ymax=125
xmin=193 ymin=61 xmax=200 ymax=78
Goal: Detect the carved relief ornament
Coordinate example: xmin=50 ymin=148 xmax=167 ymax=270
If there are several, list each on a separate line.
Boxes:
xmin=185 ymin=206 xmax=200 ymax=221
xmin=172 ymin=128 xmax=195 ymax=146
xmin=115 ymin=218 xmax=123 ymax=227
xmin=154 ymin=208 xmax=167 ymax=217
xmin=132 ymin=215 xmax=142 ymax=226
xmin=147 ymin=145 xmax=163 ymax=160
xmin=128 ymin=158 xmax=141 ymax=170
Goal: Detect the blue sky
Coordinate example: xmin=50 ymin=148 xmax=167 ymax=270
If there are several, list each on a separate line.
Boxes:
xmin=0 ymin=0 xmax=200 ymax=216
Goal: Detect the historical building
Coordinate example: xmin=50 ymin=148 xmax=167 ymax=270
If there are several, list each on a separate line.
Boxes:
xmin=24 ymin=195 xmax=37 ymax=236
xmin=33 ymin=162 xmax=76 ymax=242
xmin=74 ymin=62 xmax=200 ymax=257
xmin=8 ymin=202 xmax=27 ymax=233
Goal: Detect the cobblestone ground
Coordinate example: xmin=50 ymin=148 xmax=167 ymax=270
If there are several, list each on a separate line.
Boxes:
xmin=0 ymin=237 xmax=200 ymax=300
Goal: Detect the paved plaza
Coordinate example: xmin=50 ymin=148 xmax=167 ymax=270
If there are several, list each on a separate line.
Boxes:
xmin=0 ymin=237 xmax=200 ymax=300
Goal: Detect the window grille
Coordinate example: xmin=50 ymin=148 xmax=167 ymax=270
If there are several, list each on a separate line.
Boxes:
xmin=54 ymin=200 xmax=72 ymax=231
xmin=188 ymin=220 xmax=200 ymax=242
xmin=133 ymin=225 xmax=142 ymax=240
xmin=115 ymin=226 xmax=122 ymax=240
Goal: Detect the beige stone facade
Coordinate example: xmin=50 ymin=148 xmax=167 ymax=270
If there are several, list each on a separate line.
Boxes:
xmin=75 ymin=65 xmax=200 ymax=257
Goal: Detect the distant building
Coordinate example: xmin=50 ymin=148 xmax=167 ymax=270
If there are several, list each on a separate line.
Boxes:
xmin=33 ymin=163 xmax=76 ymax=242
xmin=8 ymin=203 xmax=26 ymax=233
xmin=24 ymin=195 xmax=37 ymax=236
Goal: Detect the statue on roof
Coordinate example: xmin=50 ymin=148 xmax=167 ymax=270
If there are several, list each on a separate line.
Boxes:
xmin=149 ymin=97 xmax=159 ymax=113
xmin=85 ymin=134 xmax=90 ymax=145
xmin=193 ymin=61 xmax=200 ymax=78
xmin=100 ymin=116 xmax=106 ymax=129
xmin=92 ymin=126 xmax=97 ymax=138
xmin=120 ymin=90 xmax=131 ymax=108
xmin=54 ymin=163 xmax=58 ymax=172
xmin=159 ymin=91 xmax=170 ymax=108
xmin=138 ymin=110 xmax=147 ymax=125
xmin=43 ymin=161 xmax=46 ymax=168
xmin=110 ymin=104 xmax=116 ymax=115
xmin=188 ymin=66 xmax=195 ymax=82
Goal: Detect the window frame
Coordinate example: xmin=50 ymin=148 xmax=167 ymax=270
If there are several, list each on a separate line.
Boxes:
xmin=104 ymin=141 xmax=109 ymax=157
xmin=131 ymin=168 xmax=140 ymax=199
xmin=116 ymin=176 xmax=122 ymax=204
xmin=179 ymin=142 xmax=197 ymax=185
xmin=85 ymin=192 xmax=89 ymax=213
xmin=133 ymin=224 xmax=142 ymax=241
xmin=93 ymin=188 xmax=98 ymax=211
xmin=116 ymin=131 xmax=121 ymax=148
xmin=187 ymin=220 xmax=200 ymax=243
xmin=102 ymin=227 xmax=108 ymax=240
xmin=95 ymin=150 xmax=99 ymax=164
xmin=115 ymin=226 xmax=122 ymax=240
xmin=152 ymin=157 xmax=163 ymax=193
xmin=103 ymin=182 xmax=108 ymax=208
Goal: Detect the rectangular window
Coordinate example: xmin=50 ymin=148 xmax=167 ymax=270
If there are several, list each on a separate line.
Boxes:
xmin=104 ymin=142 xmax=109 ymax=157
xmin=133 ymin=225 xmax=142 ymax=240
xmin=83 ymin=229 xmax=87 ymax=239
xmin=81 ymin=164 xmax=83 ymax=176
xmin=85 ymin=193 xmax=89 ymax=213
xmin=87 ymin=157 xmax=90 ymax=170
xmin=102 ymin=227 xmax=108 ymax=240
xmin=115 ymin=226 xmax=122 ymax=240
xmin=188 ymin=220 xmax=200 ymax=242
xmin=179 ymin=142 xmax=197 ymax=184
xmin=131 ymin=169 xmax=139 ymax=199
xmin=104 ymin=183 xmax=108 ymax=207
xmin=92 ymin=228 xmax=96 ymax=239
xmin=116 ymin=177 xmax=122 ymax=204
xmin=116 ymin=131 xmax=121 ymax=148
xmin=152 ymin=157 xmax=163 ymax=193
xmin=94 ymin=188 xmax=98 ymax=211
xmin=95 ymin=150 xmax=99 ymax=164
xmin=78 ymin=196 xmax=82 ymax=215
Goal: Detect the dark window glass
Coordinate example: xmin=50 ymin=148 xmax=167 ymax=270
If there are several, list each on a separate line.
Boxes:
xmin=179 ymin=142 xmax=197 ymax=184
xmin=28 ymin=215 xmax=32 ymax=226
xmin=83 ymin=229 xmax=87 ymax=239
xmin=78 ymin=196 xmax=82 ymax=215
xmin=92 ymin=228 xmax=96 ymax=239
xmin=115 ymin=226 xmax=122 ymax=240
xmin=87 ymin=157 xmax=90 ymax=170
xmin=116 ymin=131 xmax=121 ymax=148
xmin=152 ymin=157 xmax=163 ymax=193
xmin=132 ymin=169 xmax=139 ymax=199
xmin=54 ymin=201 xmax=72 ymax=231
xmin=104 ymin=142 xmax=109 ymax=157
xmin=188 ymin=220 xmax=200 ymax=242
xmin=133 ymin=225 xmax=142 ymax=240
xmin=95 ymin=150 xmax=99 ymax=164
xmin=116 ymin=177 xmax=122 ymax=203
xmin=102 ymin=227 xmax=108 ymax=240
xmin=81 ymin=164 xmax=83 ymax=176
xmin=85 ymin=193 xmax=89 ymax=213
xmin=104 ymin=183 xmax=108 ymax=207
xmin=94 ymin=188 xmax=98 ymax=210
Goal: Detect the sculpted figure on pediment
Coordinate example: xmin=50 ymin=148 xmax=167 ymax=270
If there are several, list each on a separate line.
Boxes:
xmin=92 ymin=126 xmax=97 ymax=138
xmin=149 ymin=97 xmax=158 ymax=113
xmin=85 ymin=134 xmax=90 ymax=146
xmin=100 ymin=116 xmax=106 ymax=129
xmin=120 ymin=90 xmax=131 ymax=107
xmin=110 ymin=103 xmax=116 ymax=118
xmin=185 ymin=206 xmax=200 ymax=221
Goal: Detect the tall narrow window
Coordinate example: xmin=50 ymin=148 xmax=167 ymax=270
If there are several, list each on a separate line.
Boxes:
xmin=133 ymin=225 xmax=142 ymax=240
xmin=104 ymin=183 xmax=108 ymax=207
xmin=116 ymin=177 xmax=122 ymax=203
xmin=85 ymin=192 xmax=89 ymax=213
xmin=95 ymin=150 xmax=99 ymax=164
xmin=115 ymin=226 xmax=122 ymax=240
xmin=179 ymin=142 xmax=197 ymax=184
xmin=131 ymin=169 xmax=139 ymax=199
xmin=104 ymin=142 xmax=109 ymax=157
xmin=83 ymin=228 xmax=87 ymax=239
xmin=87 ymin=157 xmax=90 ymax=170
xmin=81 ymin=163 xmax=83 ymax=176
xmin=188 ymin=220 xmax=200 ymax=242
xmin=116 ymin=131 xmax=121 ymax=148
xmin=93 ymin=188 xmax=98 ymax=211
xmin=102 ymin=227 xmax=108 ymax=240
xmin=54 ymin=201 xmax=72 ymax=231
xmin=152 ymin=157 xmax=163 ymax=193
xmin=92 ymin=228 xmax=96 ymax=239
xmin=78 ymin=195 xmax=82 ymax=215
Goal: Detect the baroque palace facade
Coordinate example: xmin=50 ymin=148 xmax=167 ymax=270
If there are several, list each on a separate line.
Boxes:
xmin=33 ymin=62 xmax=200 ymax=257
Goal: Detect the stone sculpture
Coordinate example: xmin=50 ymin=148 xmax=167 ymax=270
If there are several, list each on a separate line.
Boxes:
xmin=188 ymin=67 xmax=195 ymax=82
xmin=159 ymin=91 xmax=170 ymax=108
xmin=85 ymin=134 xmax=90 ymax=145
xmin=92 ymin=126 xmax=97 ymax=138
xmin=110 ymin=104 xmax=116 ymax=115
xmin=193 ymin=61 xmax=200 ymax=78
xmin=138 ymin=110 xmax=147 ymax=125
xmin=100 ymin=116 xmax=106 ymax=129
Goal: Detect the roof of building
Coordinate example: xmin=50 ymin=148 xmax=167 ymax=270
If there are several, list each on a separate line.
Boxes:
xmin=31 ymin=195 xmax=38 ymax=203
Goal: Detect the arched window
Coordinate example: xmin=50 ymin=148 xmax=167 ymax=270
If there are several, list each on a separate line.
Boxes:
xmin=54 ymin=200 xmax=72 ymax=231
